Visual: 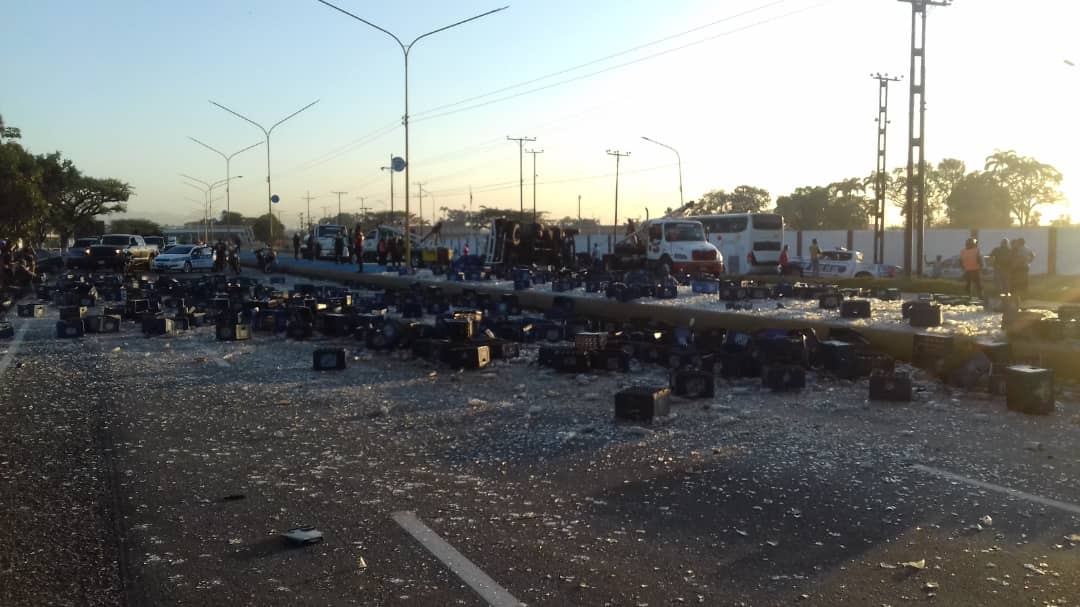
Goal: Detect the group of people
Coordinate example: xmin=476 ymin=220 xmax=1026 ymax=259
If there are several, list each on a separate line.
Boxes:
xmin=0 ymin=239 xmax=39 ymax=291
xmin=958 ymin=237 xmax=1034 ymax=300
xmin=212 ymin=238 xmax=242 ymax=275
xmin=375 ymin=236 xmax=407 ymax=268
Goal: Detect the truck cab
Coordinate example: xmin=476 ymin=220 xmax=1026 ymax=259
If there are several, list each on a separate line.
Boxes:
xmin=609 ymin=219 xmax=723 ymax=275
xmin=306 ymin=224 xmax=349 ymax=260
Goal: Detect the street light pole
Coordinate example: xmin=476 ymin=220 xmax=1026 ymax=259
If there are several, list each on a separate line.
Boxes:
xmin=187 ymin=137 xmax=262 ymax=236
xmin=641 ymin=136 xmax=683 ymax=208
xmin=381 ymin=159 xmax=395 ymax=224
xmin=209 ymin=99 xmax=319 ymax=247
xmin=315 ymin=0 xmax=509 ymax=271
xmin=182 ymin=174 xmax=243 ymax=242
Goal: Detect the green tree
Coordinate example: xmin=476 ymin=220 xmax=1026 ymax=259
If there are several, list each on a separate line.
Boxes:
xmin=251 ymin=213 xmax=286 ymax=246
xmin=775 ymin=186 xmax=829 ymax=230
xmin=1050 ymin=214 xmax=1072 ymax=227
xmin=775 ymin=180 xmax=872 ymax=230
xmin=0 ymin=113 xmax=21 ymax=141
xmin=689 ymin=185 xmax=771 ymax=216
xmin=944 ymin=171 xmax=1011 ymax=228
xmin=37 ymin=152 xmax=132 ymax=245
xmin=0 ymin=142 xmax=45 ymax=239
xmin=218 ymin=210 xmax=250 ymax=226
xmin=109 ymin=218 xmax=162 ymax=235
xmin=874 ymin=158 xmax=966 ymax=227
xmin=984 ymin=149 xmax=1064 ymax=227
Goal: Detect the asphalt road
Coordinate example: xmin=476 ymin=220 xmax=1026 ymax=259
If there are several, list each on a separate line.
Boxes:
xmin=3 ymin=269 xmax=1080 ymax=607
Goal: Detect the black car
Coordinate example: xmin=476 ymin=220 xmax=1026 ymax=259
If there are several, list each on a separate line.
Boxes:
xmin=64 ymin=237 xmax=102 ymax=270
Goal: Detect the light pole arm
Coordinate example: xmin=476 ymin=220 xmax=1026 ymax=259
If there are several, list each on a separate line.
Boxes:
xmin=209 ymin=101 xmax=269 ymax=137
xmin=180 ymin=173 xmax=211 ymax=189
xmin=409 ymin=6 xmax=509 ymax=48
xmin=641 ymin=136 xmax=684 ymax=206
xmin=269 ymin=100 xmax=321 ymax=134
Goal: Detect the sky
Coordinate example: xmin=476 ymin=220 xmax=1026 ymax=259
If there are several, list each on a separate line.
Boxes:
xmin=3 ymin=0 xmax=1079 ymax=231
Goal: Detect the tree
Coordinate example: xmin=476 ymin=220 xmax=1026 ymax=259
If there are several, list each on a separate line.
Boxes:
xmin=984 ymin=150 xmax=1064 ymax=226
xmin=109 ymin=218 xmax=162 ymax=235
xmin=775 ymin=180 xmax=872 ymax=230
xmin=944 ymin=171 xmax=1011 ymax=229
xmin=251 ymin=213 xmax=286 ymax=246
xmin=1050 ymin=215 xmax=1072 ymax=227
xmin=219 ymin=210 xmax=251 ymax=226
xmin=874 ymin=158 xmax=965 ymax=227
xmin=37 ymin=152 xmax=131 ymax=245
xmin=688 ymin=185 xmax=771 ymax=216
xmin=0 ymin=142 xmax=45 ymax=239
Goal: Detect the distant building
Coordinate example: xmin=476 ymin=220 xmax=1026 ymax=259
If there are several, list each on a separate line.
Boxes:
xmin=162 ymin=224 xmax=254 ymax=244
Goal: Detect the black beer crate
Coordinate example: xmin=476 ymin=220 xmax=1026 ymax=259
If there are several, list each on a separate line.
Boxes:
xmin=1006 ymin=365 xmax=1054 ymax=415
xmin=1002 ymin=310 xmax=1044 ymax=340
xmin=125 ymin=298 xmax=151 ymax=319
xmin=142 ymin=317 xmax=176 ymax=337
xmin=411 ymin=338 xmax=451 ymax=362
xmin=17 ymin=304 xmax=45 ymax=318
xmin=575 ymin=331 xmax=608 ymax=353
xmin=85 ymin=314 xmax=121 ymax=334
xmin=819 ymin=293 xmax=842 ymax=310
xmin=720 ymin=351 xmax=762 ymax=378
xmin=762 ymin=364 xmax=806 ymax=392
xmin=313 ymin=347 xmax=347 ymax=371
xmin=496 ymin=319 xmax=535 ymax=343
xmin=318 ymin=313 xmax=354 ymax=338
xmin=56 ymin=319 xmax=85 ymax=339
xmin=589 ymin=349 xmax=630 ymax=372
xmin=480 ymin=338 xmax=520 ymax=360
xmin=59 ymin=306 xmax=88 ymax=321
xmin=912 ymin=333 xmax=953 ymax=376
xmin=614 ymin=386 xmax=671 ymax=423
xmin=869 ymin=372 xmax=913 ymax=402
xmin=670 ymin=369 xmax=715 ymax=398
xmin=819 ymin=340 xmax=856 ymax=373
xmin=840 ymin=299 xmax=871 ymax=319
xmin=908 ymin=302 xmax=942 ymax=328
xmin=0 ymin=322 xmax=15 ymax=339
xmin=442 ymin=318 xmax=474 ymax=342
xmin=753 ymin=334 xmax=806 ymax=366
xmin=216 ymin=320 xmax=251 ymax=341
xmin=974 ymin=340 xmax=1011 ymax=364
xmin=874 ymin=287 xmax=902 ymax=301
xmin=442 ymin=344 xmax=491 ymax=369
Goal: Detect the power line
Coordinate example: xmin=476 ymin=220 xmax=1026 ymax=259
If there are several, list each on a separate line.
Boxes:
xmin=411 ymin=0 xmax=792 ymax=119
xmin=412 ymin=1 xmax=831 ymax=125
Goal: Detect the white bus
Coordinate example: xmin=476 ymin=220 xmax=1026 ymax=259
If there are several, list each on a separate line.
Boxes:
xmin=688 ymin=213 xmax=784 ymax=275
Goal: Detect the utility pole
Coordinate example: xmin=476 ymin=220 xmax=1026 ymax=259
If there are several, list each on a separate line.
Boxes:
xmin=413 ymin=182 xmax=425 ymax=235
xmin=507 ymin=136 xmax=535 ymax=222
xmin=871 ymin=73 xmax=902 ymax=265
xmin=302 ymin=191 xmax=318 ymax=232
xmin=356 ymin=196 xmax=369 ymax=225
xmin=297 ymin=213 xmax=304 ymax=233
xmin=899 ymin=0 xmax=951 ymax=278
xmin=331 ymin=190 xmax=348 ymax=225
xmin=525 ymin=148 xmax=544 ymax=223
xmin=606 ymin=150 xmax=630 ymax=243
xmin=577 ymin=194 xmax=581 ymax=224
xmin=380 ymin=155 xmax=395 ymax=225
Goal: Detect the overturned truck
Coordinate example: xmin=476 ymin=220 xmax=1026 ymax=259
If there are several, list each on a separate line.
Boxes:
xmin=483 ymin=219 xmax=581 ymax=274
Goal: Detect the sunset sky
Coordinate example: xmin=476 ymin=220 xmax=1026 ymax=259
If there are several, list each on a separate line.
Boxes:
xmin=3 ymin=0 xmax=1077 ymax=230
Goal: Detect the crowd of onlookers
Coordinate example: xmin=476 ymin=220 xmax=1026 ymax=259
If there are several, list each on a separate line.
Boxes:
xmin=956 ymin=236 xmax=1034 ymax=301
xmin=0 ymin=238 xmax=39 ymax=291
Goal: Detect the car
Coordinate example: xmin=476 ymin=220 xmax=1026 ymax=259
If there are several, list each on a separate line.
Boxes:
xmin=150 ymin=244 xmax=215 ymax=273
xmin=143 ymin=236 xmax=165 ymax=253
xmin=789 ymin=247 xmax=896 ymax=279
xmin=927 ymin=254 xmax=994 ymax=282
xmin=64 ymin=236 xmax=102 ymax=270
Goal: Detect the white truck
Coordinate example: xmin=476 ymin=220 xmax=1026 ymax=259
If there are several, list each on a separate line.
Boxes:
xmin=604 ymin=218 xmax=724 ymax=275
xmin=789 ymin=247 xmax=898 ymax=279
xmin=304 ymin=224 xmax=350 ymax=260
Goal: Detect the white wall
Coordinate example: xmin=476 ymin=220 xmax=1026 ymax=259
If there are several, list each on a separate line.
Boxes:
xmin=1056 ymin=227 xmax=1080 ymax=276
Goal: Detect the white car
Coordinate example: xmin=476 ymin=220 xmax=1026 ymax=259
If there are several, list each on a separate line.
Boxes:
xmin=151 ymin=244 xmax=215 ymax=273
xmin=790 ymin=248 xmax=897 ymax=279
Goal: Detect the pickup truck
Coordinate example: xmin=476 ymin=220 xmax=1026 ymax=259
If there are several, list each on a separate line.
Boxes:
xmin=788 ymin=247 xmax=898 ymax=279
xmin=86 ymin=234 xmax=157 ymax=272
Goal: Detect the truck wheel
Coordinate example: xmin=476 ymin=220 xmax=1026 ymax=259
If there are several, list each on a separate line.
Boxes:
xmin=315 ymin=245 xmax=322 ymax=260
xmin=855 ymin=271 xmax=873 ymax=279
xmin=183 ymin=261 xmax=192 ymax=273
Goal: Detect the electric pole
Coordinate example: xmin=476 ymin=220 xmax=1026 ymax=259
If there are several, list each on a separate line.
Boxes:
xmin=577 ymin=194 xmax=581 ymax=224
xmin=871 ymin=73 xmax=901 ymax=266
xmin=414 ymin=182 xmax=425 ymax=235
xmin=606 ymin=150 xmax=630 ymax=242
xmin=297 ymin=213 xmax=304 ymax=233
xmin=331 ymin=190 xmax=348 ymax=225
xmin=302 ymin=191 xmax=318 ymax=231
xmin=899 ymin=0 xmax=951 ymax=278
xmin=355 ymin=196 xmax=369 ymax=225
xmin=320 ymin=205 xmax=332 ymax=221
xmin=525 ymin=148 xmax=544 ymax=223
xmin=507 ymin=136 xmax=536 ymax=222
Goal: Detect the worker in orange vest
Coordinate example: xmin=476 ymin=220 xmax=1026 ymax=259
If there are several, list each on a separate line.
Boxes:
xmin=959 ymin=237 xmax=983 ymax=298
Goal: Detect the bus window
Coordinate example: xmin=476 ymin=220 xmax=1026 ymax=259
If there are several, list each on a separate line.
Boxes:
xmin=751 ymin=214 xmax=783 ymax=230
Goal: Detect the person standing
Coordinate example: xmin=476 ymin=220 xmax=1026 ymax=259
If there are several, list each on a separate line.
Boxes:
xmin=809 ymin=239 xmax=821 ymax=278
xmin=1011 ymin=238 xmax=1034 ymax=304
xmin=989 ymin=238 xmax=1012 ymax=295
xmin=333 ymin=233 xmax=345 ymax=265
xmin=778 ymin=244 xmax=790 ymax=275
xmin=292 ymin=232 xmax=301 ymax=261
xmin=463 ymin=241 xmax=470 ymax=258
xmin=354 ymin=229 xmax=365 ymax=273
xmin=377 ymin=237 xmax=388 ymax=267
xmin=959 ymin=237 xmax=983 ymax=298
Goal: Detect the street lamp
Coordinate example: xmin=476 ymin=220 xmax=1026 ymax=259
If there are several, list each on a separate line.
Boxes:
xmin=641 ymin=136 xmax=684 ymax=208
xmin=209 ymin=100 xmax=319 ymax=247
xmin=315 ymin=0 xmax=508 ymax=271
xmin=182 ymin=174 xmax=243 ymax=242
xmin=187 ymin=137 xmax=263 ymax=236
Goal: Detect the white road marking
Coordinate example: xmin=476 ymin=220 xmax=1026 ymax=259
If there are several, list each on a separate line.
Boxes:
xmin=392 ymin=511 xmax=524 ymax=607
xmin=912 ymin=464 xmax=1080 ymax=516
xmin=0 ymin=321 xmax=29 ymax=379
